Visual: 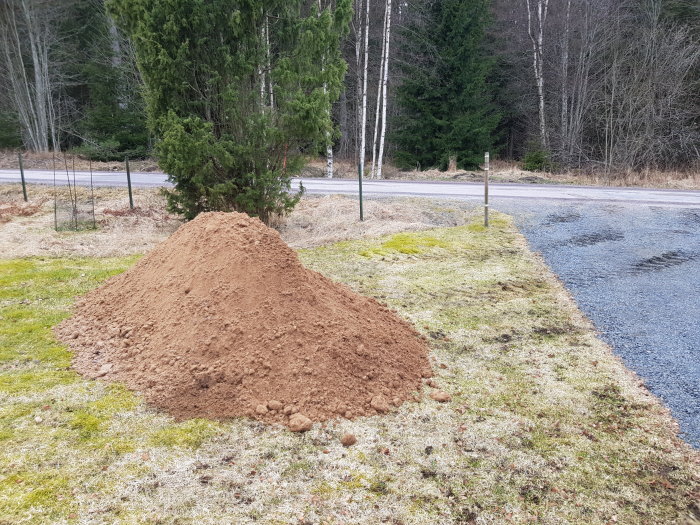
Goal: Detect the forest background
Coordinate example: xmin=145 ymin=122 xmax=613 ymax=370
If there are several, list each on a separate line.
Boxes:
xmin=1 ymin=0 xmax=698 ymax=178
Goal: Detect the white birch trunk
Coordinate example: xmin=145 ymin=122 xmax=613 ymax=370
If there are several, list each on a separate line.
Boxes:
xmin=370 ymin=1 xmax=390 ymax=179
xmin=560 ymin=0 xmax=571 ymax=156
xmin=265 ymin=17 xmax=274 ymax=109
xmin=355 ymin=0 xmax=363 ymax=164
xmin=376 ymin=0 xmax=393 ymax=180
xmin=526 ymin=0 xmax=549 ymax=149
xmin=358 ymin=0 xmax=371 ymax=179
xmin=318 ymin=0 xmax=334 ymax=178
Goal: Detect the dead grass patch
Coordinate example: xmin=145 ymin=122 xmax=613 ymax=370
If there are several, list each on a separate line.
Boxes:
xmin=0 ymin=187 xmax=473 ymax=258
xmin=278 ymin=194 xmax=473 ymax=249
xmin=0 ymin=184 xmax=180 ymax=258
xmin=0 ymin=149 xmax=159 ymax=172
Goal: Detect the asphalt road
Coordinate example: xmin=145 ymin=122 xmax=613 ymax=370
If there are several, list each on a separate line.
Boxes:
xmin=3 ymin=168 xmax=699 ymax=447
xmin=2 ymin=168 xmax=700 ymax=206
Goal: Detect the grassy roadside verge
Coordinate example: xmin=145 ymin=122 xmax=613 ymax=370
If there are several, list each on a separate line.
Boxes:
xmin=0 ymin=213 xmax=698 ymax=524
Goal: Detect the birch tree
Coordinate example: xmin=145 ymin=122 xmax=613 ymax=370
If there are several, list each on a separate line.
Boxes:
xmin=0 ymin=0 xmax=61 ymax=152
xmin=375 ymin=0 xmax=393 ymax=179
xmin=370 ymin=0 xmax=390 ymax=179
xmin=525 ymin=0 xmax=550 ymax=149
xmin=319 ymin=0 xmax=334 ymax=178
xmin=358 ymin=0 xmax=371 ymax=178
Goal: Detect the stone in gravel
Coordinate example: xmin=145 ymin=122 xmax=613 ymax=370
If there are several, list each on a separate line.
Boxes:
xmin=96 ymin=363 xmax=112 ymax=377
xmin=370 ymin=395 xmax=390 ymax=413
xmin=255 ymin=404 xmax=268 ymax=415
xmin=430 ymin=391 xmax=451 ymax=403
xmin=340 ymin=433 xmax=357 ymax=447
xmin=267 ymin=400 xmax=283 ymax=411
xmin=288 ymin=413 xmax=313 ymax=432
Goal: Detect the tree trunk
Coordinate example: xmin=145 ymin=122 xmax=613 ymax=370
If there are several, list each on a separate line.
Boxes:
xmin=370 ymin=0 xmax=390 ymax=179
xmin=0 ymin=0 xmax=58 ymax=152
xmin=559 ymin=0 xmax=571 ymax=159
xmin=525 ymin=0 xmax=549 ymax=149
xmin=319 ymin=0 xmax=333 ymax=178
xmin=338 ymin=88 xmax=349 ymax=158
xmin=265 ymin=17 xmax=274 ymax=109
xmin=376 ymin=0 xmax=393 ymax=180
xmin=358 ymin=0 xmax=371 ymax=178
xmin=354 ymin=0 xmax=363 ymax=165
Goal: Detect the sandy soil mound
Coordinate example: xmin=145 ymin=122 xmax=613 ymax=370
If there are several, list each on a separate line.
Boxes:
xmin=57 ymin=212 xmax=431 ymax=426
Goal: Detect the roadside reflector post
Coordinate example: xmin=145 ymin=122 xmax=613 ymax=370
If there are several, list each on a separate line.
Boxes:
xmin=18 ymin=152 xmax=27 ymax=202
xmin=484 ymin=152 xmax=489 ymax=228
xmin=125 ymin=156 xmax=134 ymax=209
xmin=358 ymin=161 xmax=364 ymax=222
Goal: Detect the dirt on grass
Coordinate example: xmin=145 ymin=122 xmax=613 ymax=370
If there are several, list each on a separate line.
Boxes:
xmin=0 ymin=199 xmax=46 ymax=224
xmin=56 ymin=212 xmax=432 ymax=426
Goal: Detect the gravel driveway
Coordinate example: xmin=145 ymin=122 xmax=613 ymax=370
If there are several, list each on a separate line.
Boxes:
xmin=496 ymin=200 xmax=700 ymax=448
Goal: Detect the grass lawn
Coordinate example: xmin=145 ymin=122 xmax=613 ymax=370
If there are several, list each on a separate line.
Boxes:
xmin=0 ymin=213 xmax=698 ymax=524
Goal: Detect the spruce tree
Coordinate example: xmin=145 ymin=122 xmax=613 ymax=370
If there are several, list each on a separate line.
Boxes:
xmin=393 ymin=0 xmax=500 ymax=170
xmin=62 ymin=0 xmax=149 ymax=160
xmin=107 ymin=0 xmax=351 ymax=222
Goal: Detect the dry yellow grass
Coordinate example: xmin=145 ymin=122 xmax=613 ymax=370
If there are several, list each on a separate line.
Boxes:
xmin=0 ymin=185 xmax=474 ymax=258
xmin=0 ymin=149 xmax=159 ymax=172
xmin=0 ymin=184 xmax=181 ymax=258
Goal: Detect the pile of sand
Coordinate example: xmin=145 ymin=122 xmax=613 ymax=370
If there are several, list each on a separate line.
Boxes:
xmin=57 ymin=212 xmax=432 ymax=427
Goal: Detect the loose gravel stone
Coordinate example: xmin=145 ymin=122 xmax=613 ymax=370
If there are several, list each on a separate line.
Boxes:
xmin=430 ymin=391 xmax=451 ymax=403
xmin=288 ymin=413 xmax=313 ymax=432
xmin=340 ymin=433 xmax=357 ymax=447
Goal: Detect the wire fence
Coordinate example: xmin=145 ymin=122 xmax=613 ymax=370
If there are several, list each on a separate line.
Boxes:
xmin=50 ymin=155 xmax=96 ymax=231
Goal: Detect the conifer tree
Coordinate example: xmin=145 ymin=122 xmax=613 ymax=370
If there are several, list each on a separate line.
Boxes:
xmin=107 ymin=0 xmax=351 ymax=222
xmin=393 ymin=0 xmax=500 ymax=170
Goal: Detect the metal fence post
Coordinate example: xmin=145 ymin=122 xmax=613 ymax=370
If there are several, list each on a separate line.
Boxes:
xmin=484 ymin=152 xmax=490 ymax=228
xmin=358 ymin=161 xmax=364 ymax=222
xmin=18 ymin=152 xmax=27 ymax=202
xmin=125 ymin=156 xmax=134 ymax=209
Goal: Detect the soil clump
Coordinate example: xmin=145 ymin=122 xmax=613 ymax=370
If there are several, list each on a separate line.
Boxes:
xmin=57 ymin=212 xmax=431 ymax=426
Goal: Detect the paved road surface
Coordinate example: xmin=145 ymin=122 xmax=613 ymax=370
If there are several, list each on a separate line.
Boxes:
xmin=2 ymin=169 xmax=699 ymax=447
xmin=2 ymin=169 xmax=700 ymax=206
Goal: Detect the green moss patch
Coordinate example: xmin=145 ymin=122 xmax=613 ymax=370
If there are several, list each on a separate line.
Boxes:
xmin=149 ymin=419 xmax=224 ymax=449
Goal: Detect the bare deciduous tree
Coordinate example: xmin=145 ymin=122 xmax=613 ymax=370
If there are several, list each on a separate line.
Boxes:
xmin=375 ymin=0 xmax=393 ymax=179
xmin=0 ymin=0 xmax=62 ymax=151
xmin=525 ymin=0 xmax=550 ymax=149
